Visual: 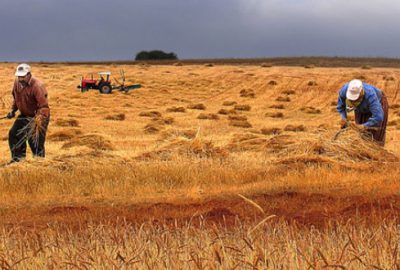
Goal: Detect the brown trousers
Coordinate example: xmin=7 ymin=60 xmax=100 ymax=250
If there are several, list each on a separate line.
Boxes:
xmin=355 ymin=93 xmax=388 ymax=146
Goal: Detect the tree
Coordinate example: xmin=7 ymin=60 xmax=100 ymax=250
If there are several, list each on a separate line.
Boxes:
xmin=135 ymin=50 xmax=178 ymax=60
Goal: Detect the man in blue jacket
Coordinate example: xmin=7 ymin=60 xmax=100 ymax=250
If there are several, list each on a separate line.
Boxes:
xmin=337 ymin=79 xmax=388 ymax=145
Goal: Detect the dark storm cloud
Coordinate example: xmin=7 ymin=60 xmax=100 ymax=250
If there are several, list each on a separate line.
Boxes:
xmin=0 ymin=0 xmax=399 ymax=61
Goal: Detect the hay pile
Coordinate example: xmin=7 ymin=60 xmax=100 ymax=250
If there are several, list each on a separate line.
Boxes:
xmin=273 ymin=128 xmax=398 ymax=164
xmin=48 ymin=128 xmax=82 ymax=141
xmin=225 ymin=133 xmax=267 ymax=152
xmin=61 ymin=134 xmax=114 ymax=151
xmin=55 ymin=118 xmax=80 ymax=127
xmin=137 ymin=138 xmax=228 ymax=161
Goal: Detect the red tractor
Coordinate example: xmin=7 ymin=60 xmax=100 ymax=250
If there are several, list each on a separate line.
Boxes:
xmin=77 ymin=71 xmax=141 ymax=94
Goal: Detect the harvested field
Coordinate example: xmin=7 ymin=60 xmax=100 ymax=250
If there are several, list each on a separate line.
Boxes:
xmin=0 ymin=63 xmax=399 ymax=269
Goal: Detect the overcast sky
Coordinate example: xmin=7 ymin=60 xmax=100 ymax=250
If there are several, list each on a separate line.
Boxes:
xmin=0 ymin=0 xmax=399 ymax=61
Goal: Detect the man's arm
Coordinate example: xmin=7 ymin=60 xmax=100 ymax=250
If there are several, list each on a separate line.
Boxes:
xmin=336 ymin=85 xmax=348 ymax=120
xmin=11 ymin=80 xmax=18 ymax=113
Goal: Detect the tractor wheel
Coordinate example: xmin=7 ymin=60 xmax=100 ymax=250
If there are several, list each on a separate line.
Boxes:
xmin=99 ymin=83 xmax=112 ymax=94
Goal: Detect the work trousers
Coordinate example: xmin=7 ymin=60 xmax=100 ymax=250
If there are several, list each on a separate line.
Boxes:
xmin=8 ymin=115 xmax=49 ymax=162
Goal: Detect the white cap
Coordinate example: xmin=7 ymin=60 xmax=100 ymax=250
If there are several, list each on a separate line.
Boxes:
xmin=346 ymin=79 xmax=363 ymax=101
xmin=15 ymin=63 xmax=31 ymax=77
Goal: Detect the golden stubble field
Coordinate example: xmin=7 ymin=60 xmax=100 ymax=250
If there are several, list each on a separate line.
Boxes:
xmin=0 ymin=62 xmax=399 ymax=269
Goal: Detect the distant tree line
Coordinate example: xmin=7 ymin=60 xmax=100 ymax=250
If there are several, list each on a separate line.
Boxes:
xmin=135 ymin=50 xmax=178 ymax=61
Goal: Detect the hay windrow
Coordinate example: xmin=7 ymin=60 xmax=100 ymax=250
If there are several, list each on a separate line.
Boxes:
xmin=222 ymin=101 xmax=237 ymax=106
xmin=284 ymin=125 xmax=306 ymax=132
xmin=139 ymin=111 xmax=162 ymax=118
xmin=229 ymin=120 xmax=252 ymax=128
xmin=152 ymin=116 xmax=174 ymax=125
xmin=159 ymin=129 xmax=197 ymax=140
xmin=225 ymin=133 xmax=267 ymax=152
xmin=265 ymin=112 xmax=284 ymax=118
xmin=276 ymin=96 xmax=291 ymax=102
xmin=197 ymin=113 xmax=219 ymax=120
xmin=166 ymin=106 xmax=186 ymax=113
xmin=61 ymin=134 xmax=114 ymax=151
xmin=273 ymin=128 xmax=398 ymax=164
xmin=234 ymin=104 xmax=251 ymax=111
xmin=144 ymin=123 xmax=163 ymax=134
xmin=137 ymin=138 xmax=228 ymax=161
xmin=261 ymin=127 xmax=282 ymax=135
xmin=300 ymin=106 xmax=321 ymax=114
xmin=282 ymin=89 xmax=296 ymax=95
xmin=218 ymin=109 xmax=229 ymax=115
xmin=269 ymin=104 xmax=285 ymax=109
xmin=240 ymin=89 xmax=255 ymax=98
xmin=48 ymin=129 xmax=83 ymax=141
xmin=104 ymin=113 xmax=125 ymax=121
xmin=187 ymin=103 xmax=206 ymax=110
xmin=55 ymin=118 xmax=80 ymax=127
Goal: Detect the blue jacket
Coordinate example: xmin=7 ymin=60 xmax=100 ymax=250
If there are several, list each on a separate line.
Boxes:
xmin=337 ymin=82 xmax=384 ymax=127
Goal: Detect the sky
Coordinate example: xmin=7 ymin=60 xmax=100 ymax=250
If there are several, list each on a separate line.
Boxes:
xmin=0 ymin=0 xmax=399 ymax=61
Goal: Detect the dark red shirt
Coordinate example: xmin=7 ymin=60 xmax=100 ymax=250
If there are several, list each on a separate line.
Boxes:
xmin=11 ymin=76 xmax=50 ymax=118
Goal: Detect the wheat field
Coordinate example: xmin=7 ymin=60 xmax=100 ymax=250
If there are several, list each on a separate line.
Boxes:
xmin=0 ymin=62 xmax=399 ymax=269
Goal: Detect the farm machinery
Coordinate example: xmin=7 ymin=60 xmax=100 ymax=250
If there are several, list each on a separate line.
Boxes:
xmin=77 ymin=70 xmax=141 ymax=94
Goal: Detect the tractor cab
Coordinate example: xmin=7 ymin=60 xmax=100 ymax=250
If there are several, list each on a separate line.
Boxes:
xmin=98 ymin=72 xmax=111 ymax=84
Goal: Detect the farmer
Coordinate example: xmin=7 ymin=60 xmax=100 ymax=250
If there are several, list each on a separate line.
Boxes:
xmin=5 ymin=63 xmax=50 ymax=162
xmin=337 ymin=79 xmax=388 ymax=145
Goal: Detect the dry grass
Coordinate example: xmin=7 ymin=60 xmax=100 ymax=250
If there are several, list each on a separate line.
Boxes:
xmin=0 ymin=63 xmax=399 ymax=269
xmin=1 ymin=218 xmax=399 ymax=269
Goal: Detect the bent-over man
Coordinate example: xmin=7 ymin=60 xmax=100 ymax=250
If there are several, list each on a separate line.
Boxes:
xmin=337 ymin=79 xmax=388 ymax=145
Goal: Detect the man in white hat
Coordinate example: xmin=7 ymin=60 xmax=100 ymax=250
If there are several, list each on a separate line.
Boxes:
xmin=6 ymin=63 xmax=50 ymax=162
xmin=336 ymin=79 xmax=388 ymax=145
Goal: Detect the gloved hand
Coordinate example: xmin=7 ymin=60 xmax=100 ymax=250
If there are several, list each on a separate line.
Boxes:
xmin=340 ymin=118 xmax=348 ymax=129
xmin=6 ymin=111 xmax=15 ymax=119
